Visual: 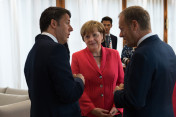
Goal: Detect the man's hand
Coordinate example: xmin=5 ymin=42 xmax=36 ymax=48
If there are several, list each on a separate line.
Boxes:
xmin=113 ymin=83 xmax=124 ymax=93
xmin=73 ymin=74 xmax=85 ymax=84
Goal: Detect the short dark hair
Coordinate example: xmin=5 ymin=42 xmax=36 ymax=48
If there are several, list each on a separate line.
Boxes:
xmin=119 ymin=6 xmax=151 ymax=31
xmin=40 ymin=7 xmax=71 ymax=33
xmin=101 ymin=16 xmax=112 ymax=24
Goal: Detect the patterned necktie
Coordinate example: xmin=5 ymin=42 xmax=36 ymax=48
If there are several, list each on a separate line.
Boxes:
xmin=105 ymin=35 xmax=112 ymax=49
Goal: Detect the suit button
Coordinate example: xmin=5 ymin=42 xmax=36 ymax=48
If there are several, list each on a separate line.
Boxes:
xmin=100 ymin=84 xmax=103 ymax=88
xmin=99 ymin=76 xmax=102 ymax=79
xmin=101 ymin=94 xmax=104 ymax=97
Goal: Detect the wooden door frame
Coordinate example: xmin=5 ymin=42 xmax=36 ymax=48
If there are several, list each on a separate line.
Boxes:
xmin=56 ymin=0 xmax=65 ymax=8
xmin=56 ymin=0 xmax=168 ymax=43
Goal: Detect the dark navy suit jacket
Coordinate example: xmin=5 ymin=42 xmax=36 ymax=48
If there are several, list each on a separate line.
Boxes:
xmin=114 ymin=35 xmax=176 ymax=117
xmin=102 ymin=34 xmax=117 ymax=49
xmin=24 ymin=34 xmax=84 ymax=117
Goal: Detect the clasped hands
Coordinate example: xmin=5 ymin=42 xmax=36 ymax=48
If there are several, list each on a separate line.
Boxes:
xmin=91 ymin=107 xmax=118 ymax=117
xmin=73 ymin=74 xmax=85 ymax=84
xmin=113 ymin=83 xmax=124 ymax=93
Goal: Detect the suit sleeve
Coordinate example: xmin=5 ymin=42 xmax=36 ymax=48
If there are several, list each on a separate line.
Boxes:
xmin=173 ymin=84 xmax=176 ymax=116
xmin=114 ymin=52 xmax=153 ymax=109
xmin=48 ymin=45 xmax=84 ymax=104
xmin=71 ymin=53 xmax=95 ymax=116
xmin=116 ymin=51 xmax=124 ymax=85
xmin=111 ymin=35 xmax=117 ymax=50
xmin=114 ymin=51 xmax=124 ymax=114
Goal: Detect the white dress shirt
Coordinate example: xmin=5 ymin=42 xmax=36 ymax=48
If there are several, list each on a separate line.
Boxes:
xmin=42 ymin=32 xmax=58 ymax=43
xmin=137 ymin=33 xmax=155 ymax=46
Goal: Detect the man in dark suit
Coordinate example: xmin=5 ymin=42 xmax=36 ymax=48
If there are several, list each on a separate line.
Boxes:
xmin=114 ymin=6 xmax=176 ymax=117
xmin=24 ymin=7 xmax=85 ymax=117
xmin=101 ymin=16 xmax=117 ymax=49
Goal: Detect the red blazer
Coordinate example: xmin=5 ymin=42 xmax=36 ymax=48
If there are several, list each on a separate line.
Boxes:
xmin=173 ymin=84 xmax=176 ymax=117
xmin=71 ymin=46 xmax=124 ymax=117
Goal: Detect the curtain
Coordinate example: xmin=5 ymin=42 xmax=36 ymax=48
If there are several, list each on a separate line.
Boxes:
xmin=0 ymin=0 xmax=175 ymax=89
xmin=0 ymin=0 xmax=56 ymax=89
xmin=127 ymin=0 xmax=164 ymax=40
xmin=65 ymin=0 xmax=123 ymax=61
xmin=168 ymin=0 xmax=176 ymax=53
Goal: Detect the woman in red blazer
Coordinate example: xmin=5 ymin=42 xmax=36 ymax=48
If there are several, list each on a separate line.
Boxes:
xmin=71 ymin=20 xmax=124 ymax=117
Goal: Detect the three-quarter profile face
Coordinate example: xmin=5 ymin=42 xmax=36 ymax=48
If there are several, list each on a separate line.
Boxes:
xmin=102 ymin=20 xmax=112 ymax=34
xmin=55 ymin=13 xmax=73 ymax=44
xmin=119 ymin=14 xmax=137 ymax=47
xmin=83 ymin=28 xmax=103 ymax=52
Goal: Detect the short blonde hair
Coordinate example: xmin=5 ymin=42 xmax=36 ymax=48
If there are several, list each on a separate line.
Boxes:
xmin=80 ymin=20 xmax=105 ymax=41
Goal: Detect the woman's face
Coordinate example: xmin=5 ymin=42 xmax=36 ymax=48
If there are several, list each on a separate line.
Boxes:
xmin=83 ymin=28 xmax=103 ymax=53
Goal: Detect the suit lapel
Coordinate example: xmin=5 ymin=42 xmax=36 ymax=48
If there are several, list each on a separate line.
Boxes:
xmin=110 ymin=34 xmax=114 ymax=44
xmin=110 ymin=34 xmax=116 ymax=49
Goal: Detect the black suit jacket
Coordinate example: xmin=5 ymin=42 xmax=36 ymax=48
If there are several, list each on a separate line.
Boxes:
xmin=114 ymin=35 xmax=176 ymax=117
xmin=101 ymin=34 xmax=117 ymax=49
xmin=24 ymin=34 xmax=84 ymax=117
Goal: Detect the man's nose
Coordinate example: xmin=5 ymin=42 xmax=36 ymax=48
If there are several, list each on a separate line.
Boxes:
xmin=119 ymin=32 xmax=123 ymax=37
xmin=105 ymin=26 xmax=108 ymax=28
xmin=69 ymin=25 xmax=73 ymax=32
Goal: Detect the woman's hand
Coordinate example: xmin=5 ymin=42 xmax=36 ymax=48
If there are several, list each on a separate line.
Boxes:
xmin=109 ymin=107 xmax=118 ymax=116
xmin=113 ymin=83 xmax=124 ymax=93
xmin=90 ymin=108 xmax=110 ymax=117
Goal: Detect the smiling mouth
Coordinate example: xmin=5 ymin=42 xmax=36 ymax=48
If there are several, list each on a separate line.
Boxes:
xmin=89 ymin=43 xmax=96 ymax=45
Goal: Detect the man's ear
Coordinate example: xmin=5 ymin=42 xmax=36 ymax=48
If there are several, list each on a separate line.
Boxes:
xmin=110 ymin=24 xmax=112 ymax=28
xmin=131 ymin=20 xmax=138 ymax=31
xmin=50 ymin=19 xmax=58 ymax=29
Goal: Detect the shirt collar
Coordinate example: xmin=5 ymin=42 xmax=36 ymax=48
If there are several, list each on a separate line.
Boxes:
xmin=42 ymin=32 xmax=58 ymax=43
xmin=137 ymin=33 xmax=155 ymax=46
xmin=105 ymin=34 xmax=110 ymax=36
